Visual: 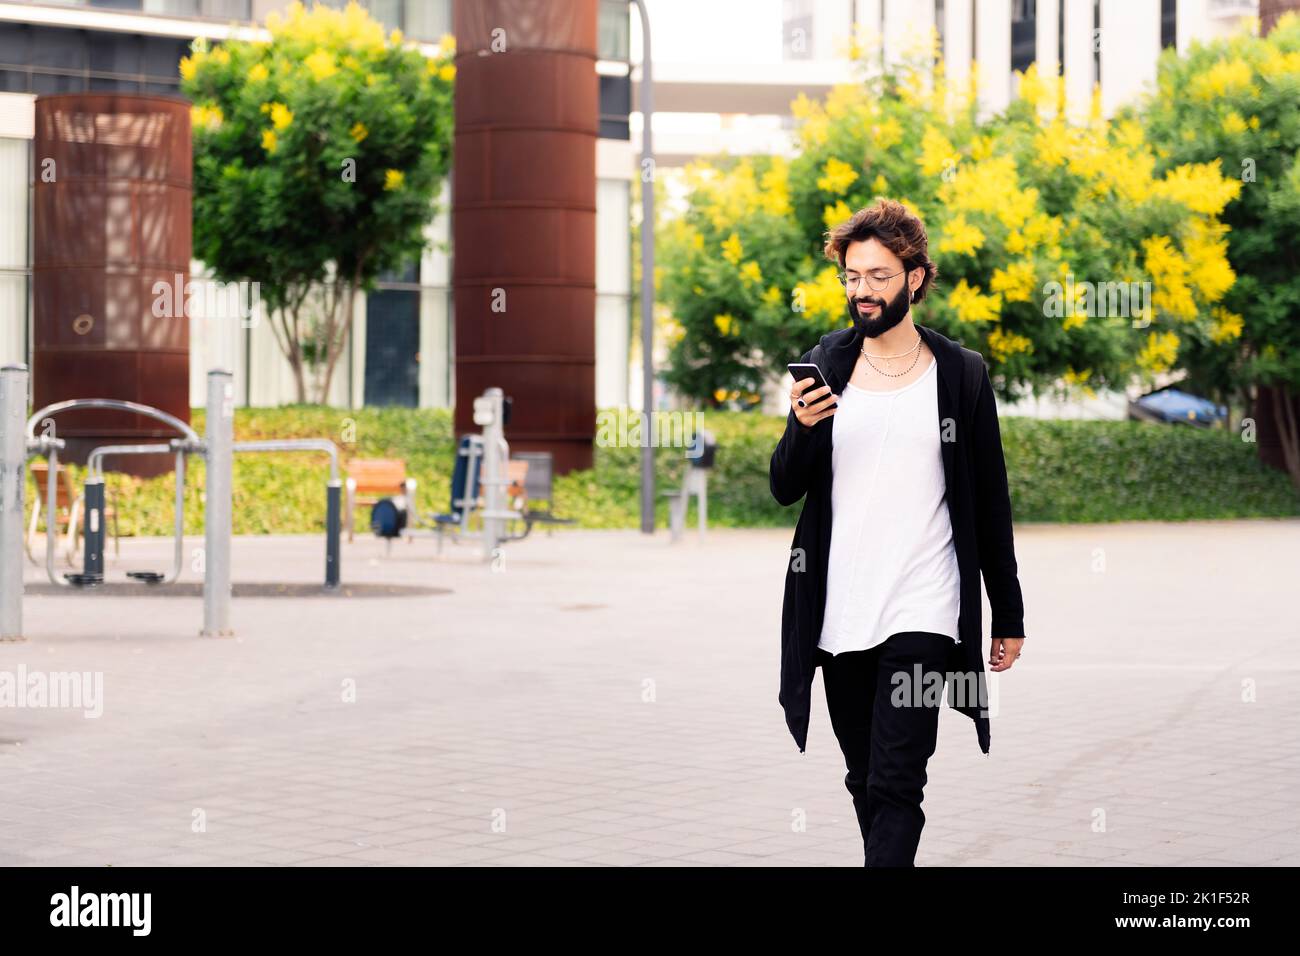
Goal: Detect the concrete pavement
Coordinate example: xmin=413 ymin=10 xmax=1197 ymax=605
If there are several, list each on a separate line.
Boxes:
xmin=2 ymin=518 xmax=1297 ymax=866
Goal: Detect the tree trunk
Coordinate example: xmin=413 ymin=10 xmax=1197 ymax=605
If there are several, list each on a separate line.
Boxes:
xmin=1254 ymin=383 xmax=1300 ymax=492
xmin=1271 ymin=384 xmax=1300 ymax=493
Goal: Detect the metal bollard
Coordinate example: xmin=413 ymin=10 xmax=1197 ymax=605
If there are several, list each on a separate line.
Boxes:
xmin=0 ymin=364 xmax=28 ymax=641
xmin=325 ymin=479 xmax=340 ymax=589
xmin=202 ymin=369 xmax=234 ymax=637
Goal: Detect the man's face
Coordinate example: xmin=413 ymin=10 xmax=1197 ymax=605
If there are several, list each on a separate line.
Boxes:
xmin=843 ymin=238 xmax=914 ymax=338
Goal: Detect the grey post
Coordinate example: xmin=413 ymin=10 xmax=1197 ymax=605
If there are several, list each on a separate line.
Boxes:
xmin=325 ymin=478 xmax=340 ymax=588
xmin=480 ymin=388 xmax=503 ymax=562
xmin=202 ymin=369 xmax=234 ymax=636
xmin=0 ymin=364 xmax=28 ymax=641
xmin=631 ymin=0 xmax=656 ymax=534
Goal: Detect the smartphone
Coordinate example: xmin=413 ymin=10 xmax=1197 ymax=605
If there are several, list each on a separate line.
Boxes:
xmin=787 ymin=362 xmax=837 ymax=409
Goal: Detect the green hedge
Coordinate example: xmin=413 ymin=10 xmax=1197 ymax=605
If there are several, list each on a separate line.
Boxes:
xmin=27 ymin=406 xmax=1299 ymax=536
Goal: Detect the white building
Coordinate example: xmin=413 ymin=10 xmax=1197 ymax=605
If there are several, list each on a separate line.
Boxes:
xmin=0 ymin=0 xmax=1260 ymax=416
xmin=0 ymin=0 xmax=637 ymax=413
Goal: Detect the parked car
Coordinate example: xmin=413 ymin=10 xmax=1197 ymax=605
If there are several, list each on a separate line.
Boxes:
xmin=1127 ymin=386 xmax=1227 ymax=428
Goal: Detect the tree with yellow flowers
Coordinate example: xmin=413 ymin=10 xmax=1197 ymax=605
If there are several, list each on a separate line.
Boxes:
xmin=657 ymin=154 xmax=808 ymax=407
xmin=1136 ymin=13 xmax=1300 ymax=490
xmin=182 ymin=0 xmax=455 ymax=402
xmin=659 ymin=36 xmax=1242 ymax=411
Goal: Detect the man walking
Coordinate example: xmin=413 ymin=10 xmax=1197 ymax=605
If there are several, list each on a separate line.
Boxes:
xmin=770 ymin=199 xmax=1027 ymax=866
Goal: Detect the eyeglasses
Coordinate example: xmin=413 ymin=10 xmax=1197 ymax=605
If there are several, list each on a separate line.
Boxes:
xmin=837 ymin=269 xmax=905 ymax=292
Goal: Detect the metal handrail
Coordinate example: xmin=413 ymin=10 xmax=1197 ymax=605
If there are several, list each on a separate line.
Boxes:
xmin=26 ymin=398 xmax=201 ymax=445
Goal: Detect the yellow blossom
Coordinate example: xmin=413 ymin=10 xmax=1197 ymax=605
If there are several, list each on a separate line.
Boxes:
xmin=1152 ymin=160 xmax=1241 ymax=215
xmin=988 ymin=326 xmax=1033 ymax=361
xmin=384 ymin=168 xmax=404 ymax=190
xmin=269 ymin=102 xmax=294 ymax=130
xmin=248 ymin=62 xmax=269 ymax=83
xmin=713 ymin=314 xmax=737 ymax=337
xmin=1142 ymin=235 xmax=1197 ymax=320
xmin=794 ymin=267 xmax=849 ymax=324
xmin=817 ymin=157 xmax=859 ymax=195
xmin=721 ymin=233 xmax=744 ymax=265
xmin=740 ymin=261 xmax=763 ymax=285
xmin=1189 ymin=57 xmax=1255 ymax=100
xmin=870 ymin=116 xmax=903 ymax=150
xmin=261 ymin=129 xmax=278 ymax=154
xmin=990 ymin=260 xmax=1036 ymax=303
xmin=948 ymin=280 xmax=1002 ymax=323
xmin=758 ymin=157 xmax=791 ymax=216
xmin=304 ymin=48 xmax=338 ymax=81
xmin=350 ymin=121 xmax=369 ymax=143
xmin=439 ymin=63 xmax=456 ymax=82
xmin=1221 ymin=111 xmax=1248 ymax=135
xmin=1016 ymin=61 xmax=1046 ymax=110
xmin=822 ymin=200 xmax=852 ymax=231
xmin=179 ymin=55 xmax=198 ymax=81
xmin=1137 ymin=330 xmax=1180 ymax=373
xmin=190 ymin=103 xmax=223 ymax=131
xmin=1209 ymin=306 xmax=1243 ymax=343
xmin=935 ymin=214 xmax=984 ymax=257
xmin=918 ymin=125 xmax=960 ymax=178
xmin=1183 ymin=218 xmax=1234 ymax=302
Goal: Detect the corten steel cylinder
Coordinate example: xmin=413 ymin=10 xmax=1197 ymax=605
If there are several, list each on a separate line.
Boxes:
xmin=452 ymin=0 xmax=598 ymax=474
xmin=32 ymin=94 xmax=192 ymax=478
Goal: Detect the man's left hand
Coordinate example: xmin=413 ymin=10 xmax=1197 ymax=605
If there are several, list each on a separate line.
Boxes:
xmin=989 ymin=637 xmax=1025 ymax=672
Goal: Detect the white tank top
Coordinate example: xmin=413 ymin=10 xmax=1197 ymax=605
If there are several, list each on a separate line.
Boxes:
xmin=817 ymin=356 xmax=961 ymax=656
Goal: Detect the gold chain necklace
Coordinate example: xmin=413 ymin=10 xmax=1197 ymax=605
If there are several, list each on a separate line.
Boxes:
xmin=860 ymin=334 xmax=923 ymax=378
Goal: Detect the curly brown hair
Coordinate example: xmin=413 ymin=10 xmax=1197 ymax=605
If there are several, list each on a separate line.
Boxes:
xmin=822 ymin=198 xmax=938 ymax=304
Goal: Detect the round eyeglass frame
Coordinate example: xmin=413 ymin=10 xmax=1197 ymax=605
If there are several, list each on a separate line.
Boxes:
xmin=836 ymin=268 xmax=906 ymax=292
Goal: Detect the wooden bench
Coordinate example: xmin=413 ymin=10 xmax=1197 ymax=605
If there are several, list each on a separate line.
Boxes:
xmin=345 ymin=458 xmax=415 ymax=543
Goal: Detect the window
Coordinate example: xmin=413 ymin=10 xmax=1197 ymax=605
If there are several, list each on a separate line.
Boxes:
xmin=1160 ymin=0 xmax=1177 ymax=49
xmin=1011 ymin=0 xmax=1036 ymax=73
xmin=0 ymin=25 xmax=187 ymax=96
xmin=599 ymin=0 xmax=630 ymax=62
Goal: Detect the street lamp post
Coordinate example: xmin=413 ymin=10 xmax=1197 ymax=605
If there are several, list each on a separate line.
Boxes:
xmin=630 ymin=0 xmax=655 ymax=534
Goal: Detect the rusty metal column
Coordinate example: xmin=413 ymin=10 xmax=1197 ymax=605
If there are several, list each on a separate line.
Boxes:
xmin=32 ymin=94 xmax=193 ymax=478
xmin=451 ymin=0 xmax=599 ymax=475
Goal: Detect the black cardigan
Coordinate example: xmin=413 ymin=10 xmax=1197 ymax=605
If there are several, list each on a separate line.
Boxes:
xmin=769 ymin=322 xmax=1026 ymax=755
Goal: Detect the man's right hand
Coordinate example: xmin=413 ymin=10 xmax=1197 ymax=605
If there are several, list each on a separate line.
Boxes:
xmin=790 ymin=378 xmax=839 ymax=429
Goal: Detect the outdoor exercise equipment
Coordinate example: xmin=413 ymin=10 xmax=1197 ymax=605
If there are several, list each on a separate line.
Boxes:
xmin=661 ymin=428 xmax=717 ymax=543
xmin=398 ymin=387 xmax=534 ymax=561
xmin=0 ymin=365 xmax=341 ymax=642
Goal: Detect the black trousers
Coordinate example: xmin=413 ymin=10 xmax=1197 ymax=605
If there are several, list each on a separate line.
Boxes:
xmin=816 ymin=631 xmax=951 ymax=867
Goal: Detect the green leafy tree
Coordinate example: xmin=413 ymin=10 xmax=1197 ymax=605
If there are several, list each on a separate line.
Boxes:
xmin=181 ymin=0 xmax=455 ymax=402
xmin=660 ymin=40 xmax=1240 ymax=408
xmin=1135 ymin=13 xmax=1300 ymax=488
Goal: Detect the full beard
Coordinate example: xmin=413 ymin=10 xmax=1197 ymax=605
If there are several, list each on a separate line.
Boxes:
xmin=848 ymin=283 xmax=911 ymax=339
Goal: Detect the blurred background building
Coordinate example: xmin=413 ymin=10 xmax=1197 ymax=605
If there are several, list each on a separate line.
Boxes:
xmin=0 ymin=0 xmax=1277 ymax=422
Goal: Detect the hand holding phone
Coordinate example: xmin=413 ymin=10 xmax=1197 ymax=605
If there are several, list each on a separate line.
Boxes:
xmin=786 ymin=362 xmax=838 ymax=429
